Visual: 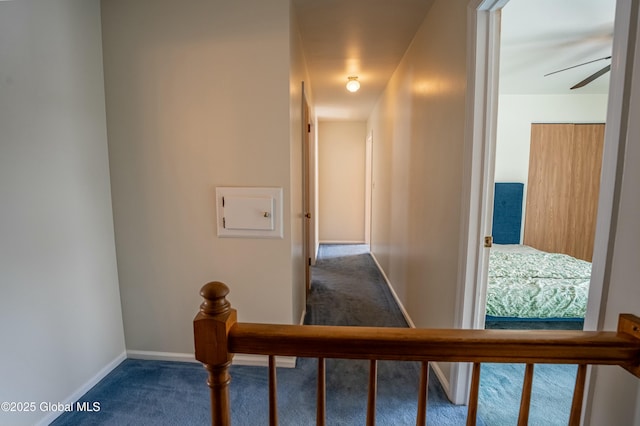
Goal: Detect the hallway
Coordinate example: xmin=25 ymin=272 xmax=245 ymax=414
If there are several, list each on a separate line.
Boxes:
xmin=305 ymin=244 xmax=407 ymax=327
xmin=313 ymin=244 xmax=577 ymax=425
xmin=302 ymin=244 xmax=474 ymax=424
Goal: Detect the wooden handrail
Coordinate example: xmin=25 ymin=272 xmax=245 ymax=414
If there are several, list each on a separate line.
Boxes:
xmin=194 ymin=281 xmax=640 ymax=426
xmin=225 ymin=322 xmax=640 ymax=365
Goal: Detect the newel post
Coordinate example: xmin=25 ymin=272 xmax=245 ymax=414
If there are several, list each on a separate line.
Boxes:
xmin=194 ymin=281 xmax=237 ymax=426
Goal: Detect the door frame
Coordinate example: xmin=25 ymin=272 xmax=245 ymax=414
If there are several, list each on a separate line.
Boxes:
xmin=364 ymin=131 xmax=373 ymax=247
xmin=450 ymin=0 xmax=505 ymax=404
xmin=453 ymin=0 xmax=635 ymax=410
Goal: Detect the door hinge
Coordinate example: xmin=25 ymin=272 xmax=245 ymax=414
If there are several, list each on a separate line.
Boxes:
xmin=223 ymin=217 xmax=226 ymax=228
xmin=307 ymin=123 xmax=311 ymax=133
xmin=308 ymin=258 xmax=311 ymax=266
xmin=222 ymin=196 xmax=225 ymax=207
xmin=484 ymin=236 xmax=493 ymax=248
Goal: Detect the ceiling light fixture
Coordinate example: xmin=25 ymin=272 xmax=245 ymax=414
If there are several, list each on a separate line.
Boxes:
xmin=346 ymin=76 xmax=360 ymax=92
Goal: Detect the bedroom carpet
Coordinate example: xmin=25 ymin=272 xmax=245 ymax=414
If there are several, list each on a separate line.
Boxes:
xmin=51 ymin=244 xmax=476 ymax=426
xmin=480 ymin=321 xmax=579 ymax=425
xmin=478 ymin=362 xmax=577 ymax=426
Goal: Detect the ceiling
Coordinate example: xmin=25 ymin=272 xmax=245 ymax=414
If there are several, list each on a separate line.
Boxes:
xmin=292 ymin=0 xmax=434 ymax=121
xmin=293 ymin=0 xmax=615 ymax=122
xmin=499 ymin=0 xmax=615 ymax=95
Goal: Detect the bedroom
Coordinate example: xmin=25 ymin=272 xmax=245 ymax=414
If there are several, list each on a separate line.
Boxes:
xmin=484 ymin=0 xmax=614 ymax=330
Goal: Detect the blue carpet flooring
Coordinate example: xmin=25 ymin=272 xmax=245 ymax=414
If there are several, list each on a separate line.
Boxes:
xmin=478 ymin=363 xmax=577 ymax=425
xmin=51 ymin=244 xmax=577 ymax=425
xmin=481 ymin=313 xmax=580 ymax=424
xmin=52 ymin=244 xmax=475 ymax=425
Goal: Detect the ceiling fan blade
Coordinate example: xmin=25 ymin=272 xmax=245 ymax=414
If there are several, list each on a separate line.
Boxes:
xmin=570 ymin=64 xmax=611 ymax=89
xmin=544 ymin=55 xmax=611 ymax=77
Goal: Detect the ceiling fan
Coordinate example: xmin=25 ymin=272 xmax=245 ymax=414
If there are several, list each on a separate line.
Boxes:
xmin=545 ymin=55 xmax=612 ymax=89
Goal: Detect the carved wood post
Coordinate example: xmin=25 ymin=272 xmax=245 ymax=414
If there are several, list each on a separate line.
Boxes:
xmin=194 ymin=281 xmax=237 ymax=426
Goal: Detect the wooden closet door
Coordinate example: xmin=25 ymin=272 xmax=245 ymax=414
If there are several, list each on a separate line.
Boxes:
xmin=568 ymin=124 xmax=604 ymax=261
xmin=524 ymin=124 xmax=575 ymax=256
xmin=523 ymin=123 xmax=604 ymax=261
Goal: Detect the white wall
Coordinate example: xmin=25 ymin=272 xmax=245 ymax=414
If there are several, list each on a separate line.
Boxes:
xmin=494 ymin=94 xmax=608 ymax=242
xmin=318 ymin=121 xmax=367 ymax=243
xmin=0 ymin=1 xmax=125 ymax=425
xmin=495 ymin=94 xmax=608 ymax=183
xmin=101 ymin=0 xmax=300 ymax=356
xmin=367 ymin=0 xmax=467 ymax=383
xmin=586 ymin=3 xmax=640 ymax=422
xmin=368 ymin=0 xmax=467 ymax=326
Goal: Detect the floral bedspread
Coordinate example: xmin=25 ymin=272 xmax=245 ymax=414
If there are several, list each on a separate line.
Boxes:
xmin=486 ymin=245 xmax=592 ymax=319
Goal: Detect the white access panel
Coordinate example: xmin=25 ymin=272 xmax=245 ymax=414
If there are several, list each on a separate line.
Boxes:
xmin=224 ymin=196 xmax=274 ymax=230
xmin=216 ymin=187 xmax=283 ymax=238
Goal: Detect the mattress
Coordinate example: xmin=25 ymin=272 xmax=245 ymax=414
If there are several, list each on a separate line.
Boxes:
xmin=486 ymin=244 xmax=592 ymax=319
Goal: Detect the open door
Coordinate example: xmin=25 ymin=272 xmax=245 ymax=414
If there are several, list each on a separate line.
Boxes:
xmin=302 ymin=83 xmax=312 ymax=295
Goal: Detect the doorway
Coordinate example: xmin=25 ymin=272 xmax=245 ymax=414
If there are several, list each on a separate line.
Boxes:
xmin=484 ymin=0 xmax=613 ymax=331
xmin=365 ymin=131 xmax=373 ymax=248
xmin=453 ymin=0 xmax=632 ymax=407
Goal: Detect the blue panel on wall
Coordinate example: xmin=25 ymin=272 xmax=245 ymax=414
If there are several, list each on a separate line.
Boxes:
xmin=492 ymin=183 xmax=524 ymax=244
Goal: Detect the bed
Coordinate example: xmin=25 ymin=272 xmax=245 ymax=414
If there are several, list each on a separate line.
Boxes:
xmin=486 ymin=243 xmax=591 ymax=320
xmin=487 ymin=183 xmax=591 ymax=323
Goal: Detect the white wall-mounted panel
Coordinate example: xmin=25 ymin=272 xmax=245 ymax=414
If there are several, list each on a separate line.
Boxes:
xmin=224 ymin=196 xmax=274 ymax=230
xmin=216 ymin=187 xmax=283 ymax=238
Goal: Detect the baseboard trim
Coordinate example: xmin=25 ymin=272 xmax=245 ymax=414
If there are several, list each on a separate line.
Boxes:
xmin=127 ymin=350 xmax=296 ymax=369
xmin=37 ymin=351 xmax=127 ymax=426
xmin=430 ymin=362 xmax=451 ymax=398
xmin=368 ymin=252 xmax=416 ymax=328
xmin=319 ymin=240 xmax=366 ymax=244
xmin=368 ymin=252 xmax=455 ymax=400
xmin=233 ymin=354 xmax=297 ymax=368
xmin=127 ymin=350 xmax=199 ymax=363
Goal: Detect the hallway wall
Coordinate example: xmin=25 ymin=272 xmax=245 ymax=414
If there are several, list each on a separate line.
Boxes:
xmin=318 ymin=121 xmax=367 ymax=243
xmin=366 ymin=0 xmax=468 ymax=387
xmin=101 ymin=0 xmax=301 ymax=356
xmin=0 ymin=2 xmax=125 ymax=425
xmin=367 ymin=0 xmax=468 ymax=335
